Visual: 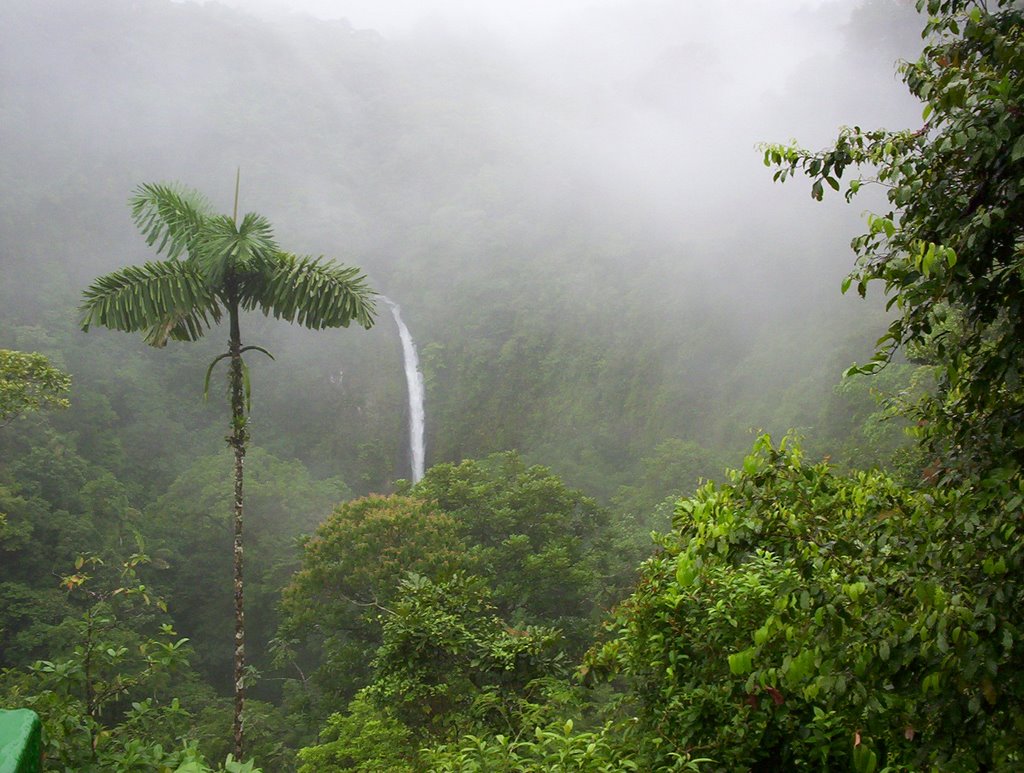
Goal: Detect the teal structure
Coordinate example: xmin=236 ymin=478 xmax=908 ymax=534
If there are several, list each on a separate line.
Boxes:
xmin=0 ymin=710 xmax=41 ymax=773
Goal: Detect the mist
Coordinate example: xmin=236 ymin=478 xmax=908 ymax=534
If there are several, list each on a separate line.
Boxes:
xmin=0 ymin=0 xmax=939 ymax=757
xmin=1 ymin=0 xmax=925 ymax=495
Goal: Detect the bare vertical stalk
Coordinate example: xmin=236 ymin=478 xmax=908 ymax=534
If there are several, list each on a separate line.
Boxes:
xmin=233 ymin=167 xmax=241 ymax=225
xmin=228 ymin=299 xmax=247 ymax=759
xmin=229 ymin=169 xmax=245 ymax=759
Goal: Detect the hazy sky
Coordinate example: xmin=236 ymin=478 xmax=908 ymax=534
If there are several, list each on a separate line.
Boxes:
xmin=3 ymin=0 xmax=927 ymax=481
xmin=192 ymin=0 xmax=631 ymax=34
xmin=185 ymin=0 xmax=838 ymax=37
xmin=154 ymin=0 xmax=914 ymax=261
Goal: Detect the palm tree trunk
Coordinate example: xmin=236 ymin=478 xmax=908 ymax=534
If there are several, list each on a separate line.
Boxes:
xmin=228 ymin=301 xmax=247 ymax=760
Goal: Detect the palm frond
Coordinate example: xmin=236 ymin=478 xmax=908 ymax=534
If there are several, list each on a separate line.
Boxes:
xmin=130 ymin=183 xmax=213 ymax=261
xmin=234 ymin=213 xmax=278 ymax=271
xmin=194 ymin=212 xmax=279 ymax=289
xmin=80 ymin=260 xmax=222 ymax=346
xmin=204 ymin=352 xmax=232 ymax=401
xmin=240 ymin=253 xmax=376 ymax=330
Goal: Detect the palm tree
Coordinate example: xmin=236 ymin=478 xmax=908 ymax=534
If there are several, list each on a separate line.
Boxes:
xmin=80 ymin=179 xmax=376 ymax=757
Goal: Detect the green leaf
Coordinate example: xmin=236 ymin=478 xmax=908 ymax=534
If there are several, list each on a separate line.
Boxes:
xmin=1012 ymin=135 xmax=1024 ymax=162
xmin=728 ymin=648 xmax=754 ymax=675
xmin=203 ymin=353 xmax=231 ymax=401
xmin=853 ymin=744 xmax=878 ymax=773
xmin=754 ymin=625 xmax=770 ymax=646
xmin=675 ymin=557 xmax=697 ymax=588
xmin=80 ymin=260 xmax=221 ymax=346
xmin=130 ymin=183 xmax=213 ymax=261
xmin=241 ymin=253 xmax=376 ymax=331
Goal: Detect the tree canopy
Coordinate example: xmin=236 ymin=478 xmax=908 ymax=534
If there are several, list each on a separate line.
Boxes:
xmin=588 ymin=436 xmax=1024 ymax=770
xmin=5 ymin=1 xmax=1024 ymax=770
xmin=764 ymin=0 xmax=1024 ymax=475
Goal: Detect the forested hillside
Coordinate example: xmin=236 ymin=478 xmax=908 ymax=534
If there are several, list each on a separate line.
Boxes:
xmin=4 ymin=0 xmax=1021 ymax=770
xmin=0 ymin=0 xmax=923 ymax=498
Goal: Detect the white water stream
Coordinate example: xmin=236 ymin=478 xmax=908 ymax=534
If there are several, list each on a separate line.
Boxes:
xmin=383 ymin=297 xmax=426 ymax=483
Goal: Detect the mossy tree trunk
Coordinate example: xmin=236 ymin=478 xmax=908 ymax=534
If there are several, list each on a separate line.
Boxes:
xmin=227 ymin=298 xmax=247 ymax=760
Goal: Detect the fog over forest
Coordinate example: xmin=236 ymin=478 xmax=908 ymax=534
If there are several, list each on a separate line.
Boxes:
xmin=9 ymin=0 xmax=1021 ymax=770
xmin=1 ymin=0 xmax=922 ymax=708
xmin=1 ymin=0 xmax=926 ymax=498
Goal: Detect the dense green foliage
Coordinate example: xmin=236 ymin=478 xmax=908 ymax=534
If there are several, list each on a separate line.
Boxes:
xmin=766 ymin=0 xmax=1024 ymax=476
xmin=0 ymin=350 xmax=71 ymax=423
xmin=279 ymin=455 xmax=622 ymax=725
xmin=589 ymin=436 xmax=1023 ymax=770
xmin=0 ymin=551 xmax=262 ymax=772
xmin=367 ymin=573 xmax=565 ymax=737
xmin=279 ymin=495 xmax=469 ymax=713
xmin=410 ymin=454 xmax=620 ymax=646
xmin=295 ymin=692 xmax=415 ymax=773
xmin=6 ymin=0 xmax=1024 ymax=770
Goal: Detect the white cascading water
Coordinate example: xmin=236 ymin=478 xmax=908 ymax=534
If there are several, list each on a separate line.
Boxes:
xmin=383 ymin=297 xmax=426 ymax=483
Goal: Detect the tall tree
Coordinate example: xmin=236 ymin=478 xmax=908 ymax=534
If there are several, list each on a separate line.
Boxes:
xmin=79 ymin=180 xmax=376 ymax=757
xmin=763 ymin=0 xmax=1024 ymax=477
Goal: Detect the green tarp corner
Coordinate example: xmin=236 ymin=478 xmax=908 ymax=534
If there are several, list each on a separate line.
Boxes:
xmin=0 ymin=710 xmax=41 ymax=773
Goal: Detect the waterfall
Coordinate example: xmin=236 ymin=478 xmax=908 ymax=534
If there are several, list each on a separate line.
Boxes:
xmin=383 ymin=297 xmax=426 ymax=483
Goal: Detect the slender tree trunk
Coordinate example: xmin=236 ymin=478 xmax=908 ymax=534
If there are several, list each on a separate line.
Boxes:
xmin=227 ymin=300 xmax=248 ymax=760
